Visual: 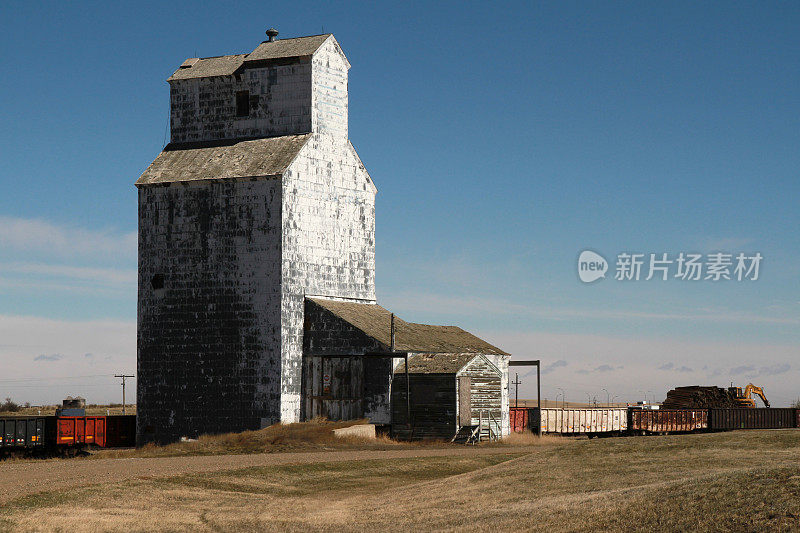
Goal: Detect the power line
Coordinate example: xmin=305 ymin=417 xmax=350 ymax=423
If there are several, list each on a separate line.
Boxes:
xmin=114 ymin=374 xmax=135 ymax=415
xmin=0 ymin=374 xmax=120 ymax=383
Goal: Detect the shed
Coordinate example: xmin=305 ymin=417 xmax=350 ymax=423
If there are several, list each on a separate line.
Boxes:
xmin=302 ymin=298 xmax=510 ymax=435
xmin=391 ymin=353 xmax=503 ymax=441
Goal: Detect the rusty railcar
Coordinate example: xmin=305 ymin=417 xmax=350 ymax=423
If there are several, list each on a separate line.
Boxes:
xmin=534 ymin=408 xmax=628 ymax=436
xmin=55 ymin=416 xmax=107 ymax=447
xmin=510 ymin=407 xmax=534 ymax=433
xmin=55 ymin=415 xmax=137 ymax=448
xmin=1 ymin=415 xmax=136 ymax=457
xmin=628 ymin=409 xmax=708 ymax=434
xmin=709 ymin=408 xmax=797 ymax=430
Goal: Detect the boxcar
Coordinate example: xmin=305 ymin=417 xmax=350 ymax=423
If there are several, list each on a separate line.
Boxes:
xmin=55 ymin=416 xmax=107 ymax=446
xmin=534 ymin=408 xmax=628 ymax=436
xmin=104 ymin=415 xmax=136 ymax=447
xmin=510 ymin=407 xmax=533 ymax=433
xmin=629 ymin=409 xmax=708 ymax=434
xmin=0 ymin=417 xmax=50 ymax=450
xmin=709 ymin=408 xmax=797 ymax=430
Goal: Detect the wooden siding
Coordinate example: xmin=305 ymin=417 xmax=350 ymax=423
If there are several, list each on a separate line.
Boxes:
xmin=302 ymin=299 xmax=392 ymax=423
xmin=391 ymin=374 xmax=456 ymax=440
xmin=362 ymin=357 xmax=392 ymax=424
xmin=458 ymin=376 xmax=472 ymax=426
xmin=302 ymin=357 xmax=364 ymax=421
xmin=458 ymin=356 xmax=502 ymax=438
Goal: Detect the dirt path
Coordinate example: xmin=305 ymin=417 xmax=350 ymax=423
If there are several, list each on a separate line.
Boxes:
xmin=0 ymin=446 xmax=533 ymax=503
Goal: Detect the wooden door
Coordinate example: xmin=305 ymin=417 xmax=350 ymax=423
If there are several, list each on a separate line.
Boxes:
xmin=458 ymin=376 xmax=472 ymax=426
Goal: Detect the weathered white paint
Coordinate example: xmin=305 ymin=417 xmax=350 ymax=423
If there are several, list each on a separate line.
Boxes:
xmin=138 ymin=33 xmax=510 ymax=442
xmin=538 ymin=408 xmax=629 ymax=434
xmin=138 ymin=34 xmax=374 ymax=441
xmin=169 ymin=35 xmax=349 ymax=144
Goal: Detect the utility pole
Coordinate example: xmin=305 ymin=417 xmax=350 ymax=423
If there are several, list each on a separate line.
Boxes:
xmin=603 ymin=388 xmax=610 ymax=406
xmin=511 ymin=373 xmax=522 ymax=408
xmin=508 ymin=360 xmax=541 ymax=437
xmin=115 ymin=374 xmax=134 ymax=414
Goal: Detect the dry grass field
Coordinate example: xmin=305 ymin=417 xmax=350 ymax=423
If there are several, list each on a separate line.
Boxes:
xmin=1 ymin=429 xmax=799 ymax=532
xmin=98 ymin=418 xmax=419 ymax=458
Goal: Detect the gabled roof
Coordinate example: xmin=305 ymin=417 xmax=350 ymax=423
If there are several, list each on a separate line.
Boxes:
xmin=168 ymin=54 xmax=248 ymax=81
xmin=246 ymin=34 xmax=331 ymax=62
xmin=136 ymin=134 xmax=311 ymax=186
xmin=394 ymin=353 xmax=500 ymax=374
xmin=307 ymin=298 xmax=508 ymax=355
xmin=167 ymin=34 xmax=334 ymax=81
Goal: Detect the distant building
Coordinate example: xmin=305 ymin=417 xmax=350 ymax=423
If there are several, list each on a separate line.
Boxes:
xmin=136 ymin=30 xmax=510 ymax=444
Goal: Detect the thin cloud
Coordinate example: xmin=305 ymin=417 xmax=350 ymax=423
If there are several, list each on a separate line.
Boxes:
xmin=386 ymin=291 xmax=800 ymax=326
xmin=0 ymin=218 xmax=136 ymax=296
xmin=0 ymin=263 xmax=136 ymax=286
xmin=759 ymin=363 xmax=790 ymax=376
xmin=659 ymin=363 xmax=692 ymax=372
xmin=730 ymin=365 xmax=756 ymax=376
xmin=575 ymin=364 xmax=619 ymax=374
xmin=34 ymin=353 xmax=63 ymax=362
xmin=0 ymin=216 xmax=136 ymax=261
xmin=542 ymin=360 xmax=568 ymax=375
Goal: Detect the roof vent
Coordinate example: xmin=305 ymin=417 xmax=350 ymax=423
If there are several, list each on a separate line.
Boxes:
xmin=266 ymin=28 xmax=279 ymax=42
xmin=179 ymin=58 xmax=200 ymax=69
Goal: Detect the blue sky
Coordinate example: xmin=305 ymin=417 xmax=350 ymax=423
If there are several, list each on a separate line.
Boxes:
xmin=1 ymin=1 xmax=798 ymax=406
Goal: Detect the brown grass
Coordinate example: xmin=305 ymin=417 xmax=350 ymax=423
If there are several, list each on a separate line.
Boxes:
xmin=2 ymin=429 xmax=799 ymax=531
xmin=97 ymin=418 xmax=432 ymax=459
xmin=495 ymin=430 xmax=567 ymax=446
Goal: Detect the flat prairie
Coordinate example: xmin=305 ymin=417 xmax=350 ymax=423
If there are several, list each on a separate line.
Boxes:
xmin=1 ymin=430 xmax=799 ymax=532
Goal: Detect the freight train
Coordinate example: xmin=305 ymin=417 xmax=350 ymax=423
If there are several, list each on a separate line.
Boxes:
xmin=0 ymin=414 xmax=136 ymax=457
xmin=511 ymin=407 xmax=800 ymax=437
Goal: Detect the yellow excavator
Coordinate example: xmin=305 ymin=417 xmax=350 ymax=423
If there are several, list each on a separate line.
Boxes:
xmin=729 ymin=383 xmax=770 ymax=408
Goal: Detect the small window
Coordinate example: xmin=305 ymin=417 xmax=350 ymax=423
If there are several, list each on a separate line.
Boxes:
xmin=236 ymin=90 xmax=250 ymax=117
xmin=150 ymin=274 xmax=164 ymax=290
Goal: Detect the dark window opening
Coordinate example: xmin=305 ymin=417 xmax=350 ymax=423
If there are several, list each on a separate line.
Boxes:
xmin=150 ymin=274 xmax=164 ymax=290
xmin=236 ymin=90 xmax=250 ymax=117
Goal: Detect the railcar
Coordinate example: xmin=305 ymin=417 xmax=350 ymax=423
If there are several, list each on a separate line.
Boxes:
xmin=0 ymin=414 xmax=136 ymax=457
xmin=628 ymin=408 xmax=708 ymax=435
xmin=519 ymin=407 xmax=799 ymax=437
xmin=708 ymin=408 xmax=797 ymax=430
xmin=533 ymin=408 xmax=629 ymax=437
